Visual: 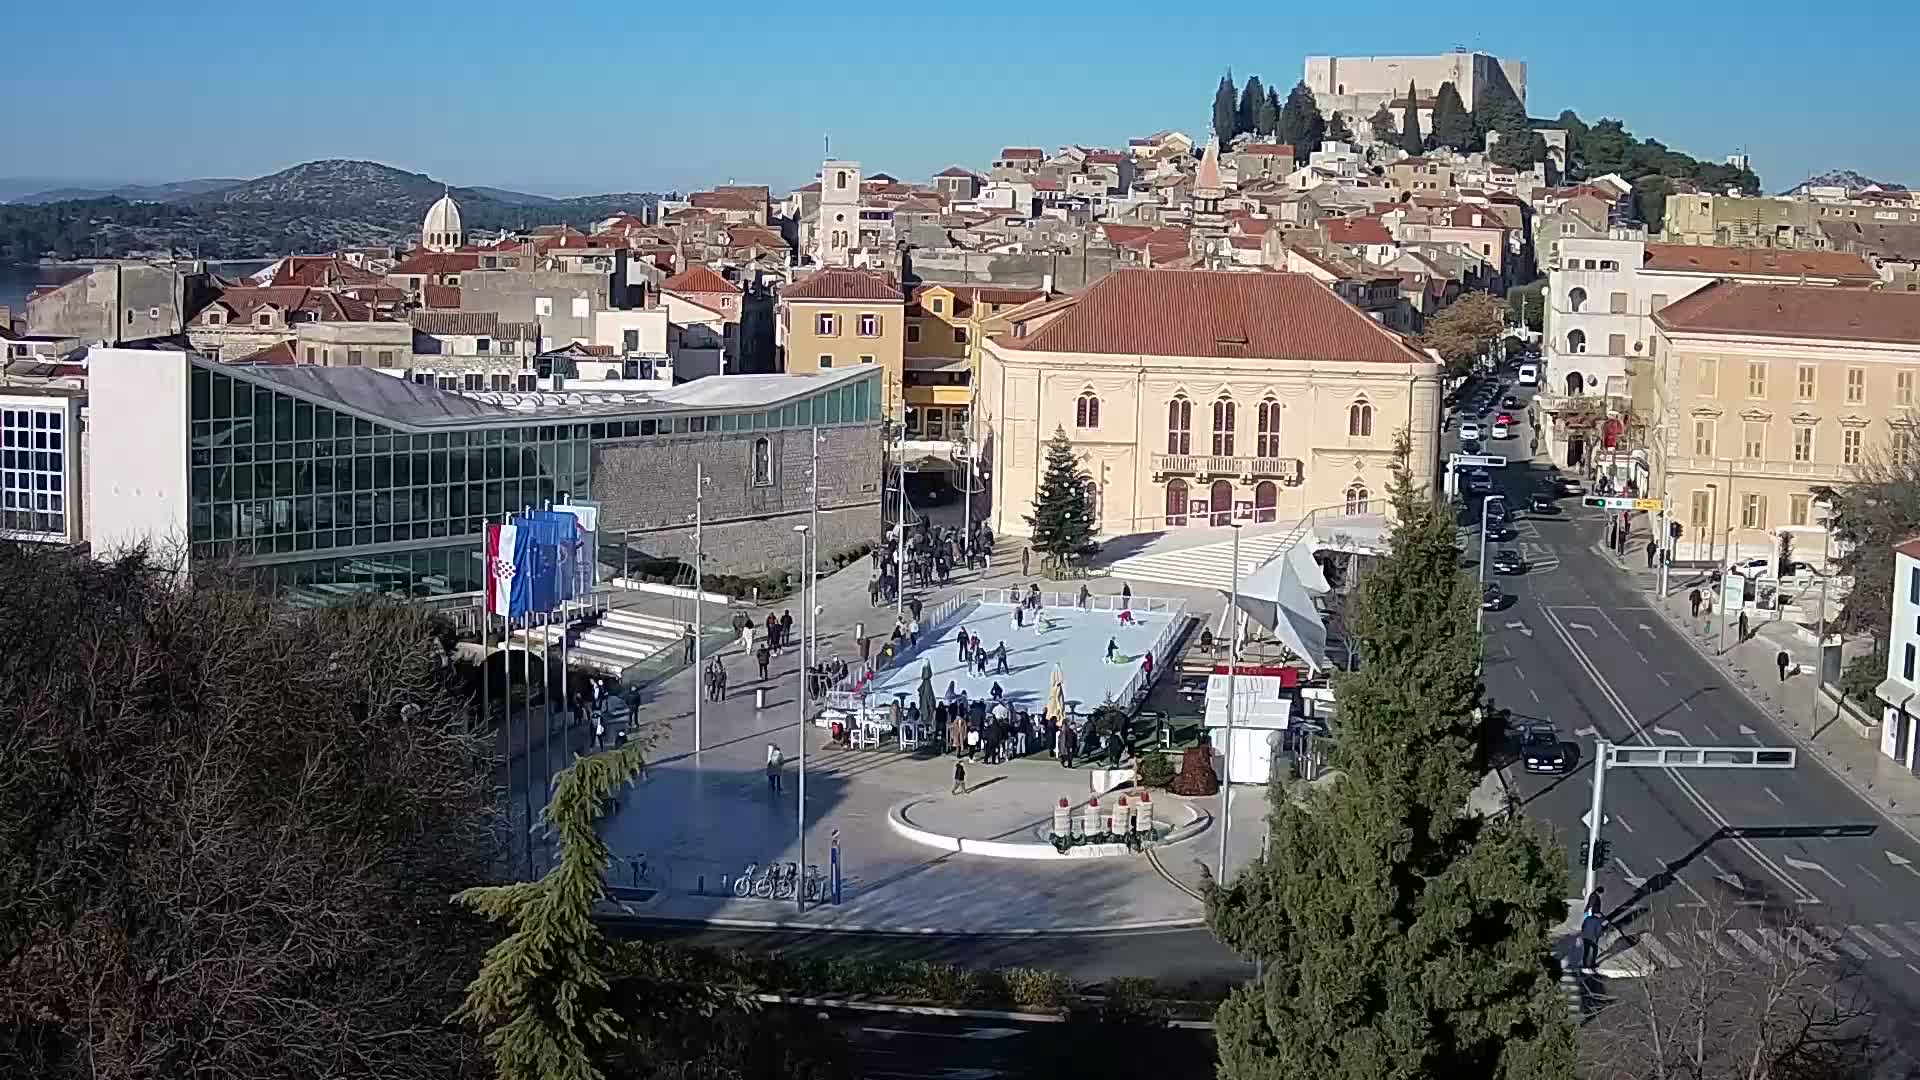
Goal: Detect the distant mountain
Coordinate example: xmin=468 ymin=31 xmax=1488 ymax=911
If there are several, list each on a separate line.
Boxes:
xmin=9 ymin=178 xmax=244 ymax=205
xmin=1779 ymin=170 xmax=1908 ymax=196
xmin=466 ymin=185 xmax=558 ymax=206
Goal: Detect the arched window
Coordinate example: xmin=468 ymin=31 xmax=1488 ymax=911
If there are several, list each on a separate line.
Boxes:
xmin=1567 ymin=286 xmax=1587 ymax=313
xmin=1254 ymin=481 xmax=1278 ymax=523
xmin=1345 ymin=482 xmax=1370 ymax=515
xmin=1565 ymin=371 xmax=1584 ymax=397
xmin=1348 ymin=399 xmax=1373 ymax=437
xmin=1166 ymin=396 xmax=1192 ymax=455
xmin=1256 ymin=397 xmax=1281 ymax=457
xmin=751 ymin=437 xmax=773 ymax=486
xmin=1209 ymin=480 xmax=1233 ymax=526
xmin=1165 ymin=479 xmax=1189 ymax=526
xmin=1211 ymin=397 xmax=1236 ymax=456
xmin=1567 ymin=328 xmax=1587 ymax=354
xmin=1075 ymin=390 xmax=1100 ymax=430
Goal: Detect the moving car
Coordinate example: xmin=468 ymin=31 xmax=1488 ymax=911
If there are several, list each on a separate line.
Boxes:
xmin=1459 ymin=421 xmax=1482 ymax=442
xmin=1496 ymin=412 xmax=1515 ymax=426
xmin=1553 ymin=476 xmax=1585 ymax=497
xmin=1528 ymin=494 xmax=1558 ymax=515
xmin=1491 ymin=422 xmax=1511 ymax=440
xmin=1481 ymin=582 xmax=1504 ymax=611
xmin=1461 ymin=438 xmax=1483 ymax=456
xmin=1519 ymin=724 xmax=1572 ymax=774
xmin=1502 ymin=395 xmax=1520 ymax=409
xmin=1465 ymin=469 xmax=1494 ymax=495
xmin=1491 ymin=548 xmax=1526 ymax=574
xmin=1517 ymin=363 xmax=1539 ymax=386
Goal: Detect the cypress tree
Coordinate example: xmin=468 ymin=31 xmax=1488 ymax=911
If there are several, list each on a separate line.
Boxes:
xmin=1213 ymin=72 xmax=1238 ymax=149
xmin=1255 ymin=86 xmax=1281 ymax=137
xmin=1207 ymin=437 xmax=1577 ymax=1080
xmin=1429 ymin=81 xmax=1473 ymax=150
xmin=1398 ymin=80 xmax=1425 ymax=155
xmin=1025 ymin=428 xmax=1099 ymax=567
xmin=1276 ymin=80 xmax=1325 ymax=159
xmin=1238 ymin=75 xmax=1266 ymax=140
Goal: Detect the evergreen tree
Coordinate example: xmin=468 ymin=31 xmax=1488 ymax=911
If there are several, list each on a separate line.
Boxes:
xmin=1398 ymin=80 xmax=1425 ymax=155
xmin=1206 ymin=437 xmax=1577 ymax=1080
xmin=1255 ymin=87 xmax=1281 ymax=137
xmin=1429 ymin=81 xmax=1473 ymax=150
xmin=1024 ymin=428 xmax=1099 ymax=567
xmin=1276 ymin=80 xmax=1325 ymax=160
xmin=1488 ymin=120 xmax=1542 ymax=170
xmin=1325 ymin=110 xmax=1354 ymax=144
xmin=1368 ymin=103 xmax=1398 ymax=144
xmin=1213 ymin=72 xmax=1238 ymax=149
xmin=1238 ymin=75 xmax=1266 ymax=140
xmin=1471 ymin=79 xmax=1529 ymax=152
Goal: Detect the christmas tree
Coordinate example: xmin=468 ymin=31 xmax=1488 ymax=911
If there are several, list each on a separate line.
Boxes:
xmin=1024 ymin=428 xmax=1099 ymax=567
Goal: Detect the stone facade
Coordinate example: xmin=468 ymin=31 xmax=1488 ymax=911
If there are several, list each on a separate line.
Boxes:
xmin=27 ymin=262 xmax=206 ymax=346
xmin=592 ymin=422 xmax=882 ymax=575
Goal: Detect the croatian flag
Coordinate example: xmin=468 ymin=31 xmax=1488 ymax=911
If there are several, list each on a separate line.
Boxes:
xmin=485 ymin=522 xmax=538 ymax=619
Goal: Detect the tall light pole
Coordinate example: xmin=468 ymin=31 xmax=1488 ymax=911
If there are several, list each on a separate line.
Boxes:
xmin=1476 ymin=496 xmax=1492 ymax=634
xmin=1218 ymin=522 xmax=1241 ymax=880
xmin=810 ymin=429 xmax=822 ymax=683
xmin=692 ymin=463 xmax=707 ymax=754
xmin=792 ymin=524 xmax=816 ymax=912
xmin=895 ymin=425 xmax=908 ymax=616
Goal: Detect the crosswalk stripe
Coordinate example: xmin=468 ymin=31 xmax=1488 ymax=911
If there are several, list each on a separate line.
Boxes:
xmin=1696 ymin=930 xmax=1745 ymax=962
xmin=1728 ymin=929 xmax=1770 ymax=958
xmin=1848 ymin=925 xmax=1903 ymax=959
xmin=1785 ymin=927 xmax=1839 ymax=961
xmin=1637 ymin=933 xmax=1679 ymax=968
xmin=1759 ymin=929 xmax=1806 ymax=962
xmin=1904 ymin=921 xmax=1920 ymax=943
xmin=1809 ymin=925 xmax=1871 ymax=961
xmin=1877 ymin=923 xmax=1920 ymax=955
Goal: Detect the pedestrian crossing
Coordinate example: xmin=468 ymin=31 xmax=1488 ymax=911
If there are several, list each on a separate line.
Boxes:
xmin=1592 ymin=921 xmax=1920 ymax=977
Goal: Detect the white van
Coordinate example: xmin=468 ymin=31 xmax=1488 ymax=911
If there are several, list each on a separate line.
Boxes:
xmin=1517 ymin=363 xmax=1539 ymax=387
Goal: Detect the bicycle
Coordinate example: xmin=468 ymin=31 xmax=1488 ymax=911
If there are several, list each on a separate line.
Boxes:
xmin=802 ymin=864 xmax=826 ymax=903
xmin=772 ymin=861 xmax=797 ymax=900
xmin=733 ymin=862 xmax=758 ymax=898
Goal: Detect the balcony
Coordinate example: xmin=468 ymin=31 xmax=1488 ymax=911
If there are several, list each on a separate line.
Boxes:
xmin=1662 ymin=456 xmax=1851 ymax=482
xmin=1150 ymin=454 xmax=1303 ymax=484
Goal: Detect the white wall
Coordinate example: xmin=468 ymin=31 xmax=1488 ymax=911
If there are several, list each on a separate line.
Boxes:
xmin=593 ymin=308 xmax=669 ymax=354
xmin=87 ymin=347 xmax=191 ymax=560
xmin=1883 ymin=550 xmax=1920 ymax=768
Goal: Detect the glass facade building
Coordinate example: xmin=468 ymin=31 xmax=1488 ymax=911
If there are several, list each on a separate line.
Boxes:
xmin=0 ymin=399 xmax=75 ymax=543
xmin=186 ymin=358 xmax=882 ymax=602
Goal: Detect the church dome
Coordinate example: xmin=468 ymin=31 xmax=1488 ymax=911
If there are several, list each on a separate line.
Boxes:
xmin=421 ymin=192 xmax=464 ymax=252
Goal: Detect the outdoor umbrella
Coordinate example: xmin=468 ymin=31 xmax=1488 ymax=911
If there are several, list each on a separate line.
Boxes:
xmin=1044 ymin=667 xmax=1067 ymax=727
xmin=918 ymin=663 xmax=937 ymax=740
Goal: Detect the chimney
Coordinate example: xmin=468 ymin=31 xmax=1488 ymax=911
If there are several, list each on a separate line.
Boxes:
xmin=1042 ymin=272 xmax=1055 ymax=294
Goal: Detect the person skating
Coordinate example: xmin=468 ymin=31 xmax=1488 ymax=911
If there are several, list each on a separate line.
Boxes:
xmin=994 ymin=641 xmax=1010 ymax=675
xmin=1106 ymin=637 xmax=1119 ymax=663
xmin=951 ymin=758 xmax=967 ymax=795
xmin=957 ymin=626 xmax=970 ymax=663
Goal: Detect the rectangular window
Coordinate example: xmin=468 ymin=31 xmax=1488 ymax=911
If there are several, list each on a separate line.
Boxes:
xmin=347 ymin=350 xmax=364 ymax=367
xmin=571 ymin=297 xmax=590 ymax=319
xmin=1609 ymin=291 xmax=1627 ymax=314
xmin=818 ymin=354 xmax=833 ymax=369
xmin=1911 ymin=567 xmax=1919 ymax=605
xmin=464 ymin=374 xmax=484 ymax=390
xmin=305 ymin=347 xmax=316 ymax=363
xmin=1793 ymin=425 xmax=1812 ymax=462
xmin=1651 ymin=292 xmax=1669 ymax=312
xmin=816 ymin=313 xmax=837 ymax=336
xmin=1743 ymin=421 xmax=1764 ymax=460
xmin=623 ymin=329 xmax=639 ymax=352
xmin=906 ymin=324 xmax=920 ymax=343
xmin=535 ymin=297 xmax=553 ymax=316
xmin=1741 ymin=493 xmax=1767 ymax=529
xmin=1746 ymin=361 xmax=1767 ymax=398
xmin=1846 ymin=367 xmax=1865 ymax=403
xmin=1690 ymin=490 xmax=1711 ymax=529
xmin=1906 ymin=643 xmax=1916 ymax=682
xmin=859 ymin=355 xmax=874 ymax=364
xmin=1696 ymin=357 xmax=1717 ymax=395
xmin=1608 ymin=333 xmax=1627 ymax=356
xmin=1797 ymin=364 xmax=1816 ymax=401
xmin=1899 ymin=370 xmax=1914 ymax=406
xmin=1789 ymin=493 xmax=1811 ymax=526
xmin=858 ymin=313 xmax=879 ymax=336
xmin=1693 ymin=418 xmax=1715 ymax=457
xmin=476 ymin=337 xmax=491 ymax=354
xmin=1843 ymin=428 xmax=1862 ymax=465
xmin=954 ymin=327 xmax=969 ymax=344
xmin=377 ymin=350 xmax=395 ymax=365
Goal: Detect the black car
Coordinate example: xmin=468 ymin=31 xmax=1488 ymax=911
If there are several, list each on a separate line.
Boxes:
xmin=1502 ymin=395 xmax=1520 ymax=409
xmin=1519 ymin=724 xmax=1571 ymax=774
xmin=1528 ymin=493 xmax=1557 ymax=514
xmin=1491 ymin=548 xmax=1526 ymax=574
xmin=1481 ymin=582 xmax=1504 ymax=610
xmin=1486 ymin=523 xmax=1518 ymax=542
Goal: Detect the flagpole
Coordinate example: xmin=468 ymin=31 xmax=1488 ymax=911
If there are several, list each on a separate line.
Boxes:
xmin=694 ymin=462 xmax=704 ymax=755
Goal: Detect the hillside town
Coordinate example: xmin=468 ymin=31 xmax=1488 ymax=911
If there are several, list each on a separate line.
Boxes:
xmin=7 ymin=45 xmax=1920 ymax=1080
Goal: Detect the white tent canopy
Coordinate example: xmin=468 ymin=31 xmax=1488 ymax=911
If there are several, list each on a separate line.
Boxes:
xmin=1232 ymin=535 xmax=1331 ymax=673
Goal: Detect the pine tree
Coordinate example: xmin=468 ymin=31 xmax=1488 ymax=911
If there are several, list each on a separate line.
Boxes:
xmin=1206 ymin=437 xmax=1576 ymax=1080
xmin=1276 ymin=80 xmax=1325 ymax=161
xmin=1325 ymin=110 xmax=1354 ymax=144
xmin=1429 ymin=81 xmax=1473 ymax=150
xmin=1255 ymin=87 xmax=1280 ymax=137
xmin=1368 ymin=103 xmax=1398 ymax=143
xmin=1238 ymin=75 xmax=1266 ymax=140
xmin=1472 ymin=78 xmax=1529 ymax=152
xmin=1398 ymin=80 xmax=1425 ymax=155
xmin=1024 ymin=428 xmax=1099 ymax=567
xmin=1213 ymin=72 xmax=1238 ymax=149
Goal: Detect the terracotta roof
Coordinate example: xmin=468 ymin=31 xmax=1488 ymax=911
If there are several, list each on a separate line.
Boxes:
xmin=1227 ymin=236 xmax=1263 ymax=250
xmin=390 ymin=251 xmax=482 ymax=276
xmin=907 ymin=283 xmax=1049 ymax=317
xmin=204 ymin=286 xmax=371 ymax=323
xmin=997 ymin=147 xmax=1044 ymax=160
xmin=269 ymin=255 xmax=386 ymax=288
xmin=997 ymin=269 xmax=1428 ymax=364
xmin=782 ymin=268 xmax=904 ymax=303
xmin=1031 ymin=179 xmax=1063 ymax=192
xmin=229 ymin=340 xmax=300 ymax=366
xmin=1326 ymin=217 xmax=1394 ymax=246
xmin=1641 ymin=244 xmax=1879 ymax=281
xmin=662 ymin=264 xmax=740 ymax=295
xmin=1896 ymin=536 xmax=1920 ymax=561
xmin=935 ymin=166 xmax=979 ymax=179
xmin=411 ymin=311 xmax=501 ymax=337
xmin=1237 ymin=143 xmax=1295 ymax=158
xmin=1100 ymin=223 xmax=1157 ymax=248
xmin=1653 ymin=281 xmax=1920 ymax=344
xmin=1234 ymin=218 xmax=1274 ymax=237
xmin=690 ymin=190 xmax=765 ymax=212
xmin=422 ymin=285 xmax=461 ymax=310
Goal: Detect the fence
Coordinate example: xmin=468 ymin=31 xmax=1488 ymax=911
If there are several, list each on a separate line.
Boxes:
xmin=969 ymin=586 xmax=1180 ymax=615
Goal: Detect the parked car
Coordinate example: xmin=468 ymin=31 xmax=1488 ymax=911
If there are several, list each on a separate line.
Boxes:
xmin=1528 ymin=494 xmax=1558 ymax=515
xmin=1491 ymin=548 xmax=1527 ymax=574
xmin=1460 ymin=422 xmax=1482 ymax=442
xmin=1481 ymin=582 xmax=1505 ymax=611
xmin=1554 ymin=476 xmax=1585 ymax=497
xmin=1520 ymin=723 xmax=1572 ymax=774
xmin=1491 ymin=422 xmax=1511 ymax=440
xmin=1502 ymin=395 xmax=1520 ymax=409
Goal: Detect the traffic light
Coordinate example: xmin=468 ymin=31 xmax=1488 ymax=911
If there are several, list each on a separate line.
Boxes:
xmin=1579 ymin=840 xmax=1590 ymax=867
xmin=1581 ymin=496 xmax=1608 ymax=509
xmin=1592 ymin=840 xmax=1612 ymax=871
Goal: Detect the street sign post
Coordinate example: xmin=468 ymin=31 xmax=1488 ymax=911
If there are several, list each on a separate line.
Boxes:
xmin=1451 ymin=453 xmax=1509 ymax=469
xmin=1581 ymin=496 xmax=1664 ymax=511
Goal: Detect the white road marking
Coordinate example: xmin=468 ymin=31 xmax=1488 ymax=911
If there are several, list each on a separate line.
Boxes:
xmin=1759 ymin=929 xmax=1807 ymax=962
xmin=1697 ymin=929 xmax=1745 ymax=962
xmin=1515 ymin=667 xmax=1527 ymax=680
xmin=1615 ymin=858 xmax=1645 ymax=889
xmin=1634 ymin=649 xmax=1649 ymax=663
xmin=1810 ymin=925 xmax=1872 ymax=961
xmin=1763 ymin=786 xmax=1784 ymax=805
xmin=1783 ymin=855 xmax=1847 ymax=891
xmin=1655 ymin=672 xmax=1671 ymax=686
xmin=1849 ymin=925 xmax=1903 ymax=959
xmin=1573 ymin=725 xmax=1598 ymax=737
xmin=1738 ymin=723 xmax=1758 ymax=739
xmin=1888 ymin=851 xmax=1920 ymax=877
xmin=1528 ymin=687 xmax=1540 ymax=702
xmin=1697 ymin=722 xmax=1720 ymax=741
xmin=1638 ymin=934 xmax=1679 ymax=968
xmin=1651 ymin=725 xmax=1685 ymax=739
xmin=1857 ymin=863 xmax=1884 ymax=886
xmin=1785 ymin=926 xmax=1838 ymax=961
xmin=1614 ymin=812 xmax=1634 ymax=834
xmin=1727 ymin=929 xmax=1770 ymax=958
xmin=1876 ymin=922 xmax=1920 ymax=955
xmin=1568 ymin=621 xmax=1597 ymax=636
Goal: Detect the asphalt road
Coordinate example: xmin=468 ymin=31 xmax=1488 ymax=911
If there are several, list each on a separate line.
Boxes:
xmin=1450 ymin=374 xmax=1920 ymax=1035
xmin=824 ymin=1006 xmax=1215 ymax=1079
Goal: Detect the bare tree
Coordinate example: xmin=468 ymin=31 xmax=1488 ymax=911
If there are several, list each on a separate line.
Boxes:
xmin=1580 ymin=903 xmax=1887 ymax=1080
xmin=0 ymin=545 xmax=502 ymax=1080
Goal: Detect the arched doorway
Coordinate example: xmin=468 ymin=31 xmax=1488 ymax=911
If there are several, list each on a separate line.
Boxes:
xmin=1568 ymin=435 xmax=1586 ymax=468
xmin=1165 ymin=479 xmax=1189 ymax=526
xmin=1254 ymin=481 xmax=1277 ymax=523
xmin=1565 ymin=371 xmax=1583 ymax=397
xmin=1209 ymin=480 xmax=1233 ymax=526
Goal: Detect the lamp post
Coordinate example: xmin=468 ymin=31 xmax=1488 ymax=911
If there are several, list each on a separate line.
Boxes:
xmin=1476 ymin=496 xmax=1492 ymax=634
xmin=692 ymin=463 xmax=707 ymax=754
xmin=793 ymin=523 xmax=815 ymax=913
xmin=1218 ymin=522 xmax=1242 ymax=880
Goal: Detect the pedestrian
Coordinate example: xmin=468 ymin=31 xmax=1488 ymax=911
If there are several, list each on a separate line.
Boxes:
xmin=1027 ymin=582 xmax=1041 ymax=610
xmin=869 ymin=576 xmax=881 ymax=606
xmin=1584 ymin=886 xmax=1605 ymax=917
xmin=1022 ymin=546 xmax=1031 ymax=576
xmin=1014 ymin=604 xmax=1024 ymax=629
xmin=1077 ymin=584 xmax=1090 ymax=608
xmin=1579 ymin=910 xmax=1605 ymax=970
xmin=756 ymin=641 xmax=770 ymax=680
xmin=780 ymin=609 xmax=795 ymax=651
xmin=909 ymin=596 xmax=923 ymax=622
xmin=1777 ymin=649 xmax=1792 ymax=682
xmin=766 ymin=612 xmax=780 ymax=653
xmin=1646 ymin=539 xmax=1658 ymax=568
xmin=1689 ymin=588 xmax=1703 ymax=619
xmin=957 ymin=626 xmax=970 ymax=663
xmin=952 ymin=758 xmax=967 ymax=795
xmin=1121 ymin=583 xmax=1132 ymax=611
xmin=593 ymin=714 xmax=605 ymax=751
xmin=909 ymin=615 xmax=921 ymax=647
xmin=1141 ymin=651 xmax=1153 ymax=680
xmin=858 ymin=635 xmax=872 ymax=664
xmin=683 ymin=623 xmax=696 ymax=663
xmin=1738 ymin=610 xmax=1750 ymax=643
xmin=974 ymin=649 xmax=989 ymax=677
xmin=766 ymin=743 xmax=784 ymax=792
xmin=994 ymin=641 xmax=1010 ymax=675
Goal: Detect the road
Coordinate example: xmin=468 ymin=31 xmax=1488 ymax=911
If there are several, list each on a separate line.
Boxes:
xmin=1452 ymin=375 xmax=1920 ymax=1033
xmin=820 ymin=1006 xmax=1214 ymax=1079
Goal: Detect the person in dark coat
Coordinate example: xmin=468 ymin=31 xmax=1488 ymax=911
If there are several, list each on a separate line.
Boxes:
xmin=1689 ymin=588 xmax=1703 ymax=619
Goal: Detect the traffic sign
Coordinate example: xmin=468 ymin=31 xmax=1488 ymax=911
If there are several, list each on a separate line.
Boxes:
xmin=1582 ymin=496 xmax=1663 ymax=511
xmin=1450 ymin=453 xmax=1509 ymax=468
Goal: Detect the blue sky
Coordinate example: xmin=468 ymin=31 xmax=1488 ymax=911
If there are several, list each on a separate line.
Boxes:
xmin=4 ymin=0 xmax=1910 ymax=196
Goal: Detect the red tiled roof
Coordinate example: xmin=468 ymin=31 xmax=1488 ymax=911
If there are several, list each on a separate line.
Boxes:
xmin=390 ymin=251 xmax=482 ymax=276
xmin=229 ymin=340 xmax=300 ymax=366
xmin=1326 ymin=217 xmax=1394 ymax=246
xmin=1237 ymin=143 xmax=1295 ymax=158
xmin=662 ymin=264 xmax=740 ymax=295
xmin=268 ymin=255 xmax=386 ymax=288
xmin=690 ymin=190 xmax=765 ymax=212
xmin=1085 ymin=151 xmax=1126 ymax=165
xmin=997 ymin=147 xmax=1044 ymax=160
xmin=936 ymin=166 xmax=979 ymax=178
xmin=1653 ymin=281 xmax=1920 ymax=344
xmin=1031 ymin=179 xmax=1063 ymax=191
xmin=1895 ymin=536 xmax=1920 ymax=561
xmin=1641 ymin=244 xmax=1878 ymax=281
xmin=1234 ymin=218 xmax=1274 ymax=237
xmin=423 ymin=285 xmax=461 ymax=310
xmin=782 ymin=268 xmax=904 ymax=303
xmin=999 ymin=268 xmax=1428 ymax=364
xmin=1227 ymin=236 xmax=1263 ymax=250
xmin=204 ymin=286 xmax=371 ymax=324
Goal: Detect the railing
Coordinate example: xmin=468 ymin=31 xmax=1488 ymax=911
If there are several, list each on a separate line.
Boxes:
xmin=427 ymin=587 xmax=616 ymax=636
xmin=970 ymin=586 xmax=1179 ymax=614
xmin=1663 ymin=456 xmax=1851 ymax=482
xmin=1150 ymin=454 xmax=1302 ymax=481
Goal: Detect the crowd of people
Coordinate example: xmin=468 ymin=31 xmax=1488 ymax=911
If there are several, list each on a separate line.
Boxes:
xmin=870 ymin=521 xmax=995 ymax=606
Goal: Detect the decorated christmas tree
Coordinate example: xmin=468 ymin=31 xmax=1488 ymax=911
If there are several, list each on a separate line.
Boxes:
xmin=1024 ymin=428 xmax=1099 ymax=568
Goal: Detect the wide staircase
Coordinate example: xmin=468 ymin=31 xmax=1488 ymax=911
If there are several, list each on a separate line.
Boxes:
xmin=508 ymin=607 xmax=689 ymax=679
xmin=1102 ymin=525 xmax=1310 ymax=593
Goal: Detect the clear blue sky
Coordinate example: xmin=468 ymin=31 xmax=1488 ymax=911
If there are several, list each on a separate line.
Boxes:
xmin=4 ymin=0 xmax=1909 ymax=196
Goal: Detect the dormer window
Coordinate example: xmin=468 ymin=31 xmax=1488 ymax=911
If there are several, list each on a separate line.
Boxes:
xmin=205 ymin=311 xmax=223 ymax=325
xmin=256 ymin=312 xmax=272 ymax=327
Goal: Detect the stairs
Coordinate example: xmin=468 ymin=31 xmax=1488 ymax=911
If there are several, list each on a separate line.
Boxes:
xmin=507 ymin=608 xmax=691 ymax=678
xmin=1102 ymin=526 xmax=1311 ymax=592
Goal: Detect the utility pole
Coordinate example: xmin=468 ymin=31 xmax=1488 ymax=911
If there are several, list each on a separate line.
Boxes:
xmin=1219 ymin=522 xmax=1242 ymax=880
xmin=793 ymin=524 xmax=814 ymax=913
xmin=895 ymin=426 xmax=908 ymax=617
xmin=1476 ymin=496 xmax=1492 ymax=633
xmin=693 ymin=463 xmax=706 ymax=754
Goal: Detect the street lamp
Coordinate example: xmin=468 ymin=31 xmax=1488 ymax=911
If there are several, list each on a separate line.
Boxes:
xmin=1219 ymin=522 xmax=1242 ymax=881
xmin=691 ymin=464 xmax=709 ymax=754
xmin=792 ymin=523 xmax=813 ymax=913
xmin=1476 ymin=496 xmax=1493 ymax=634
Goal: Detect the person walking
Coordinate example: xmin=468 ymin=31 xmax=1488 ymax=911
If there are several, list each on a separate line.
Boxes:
xmin=683 ymin=623 xmax=696 ymax=663
xmin=1777 ymin=649 xmax=1792 ymax=682
xmin=1689 ymin=587 xmax=1703 ymax=619
xmin=1738 ymin=610 xmax=1750 ymax=643
xmin=909 ymin=596 xmax=923 ymax=622
xmin=1579 ymin=909 xmax=1606 ymax=971
xmin=1120 ymin=583 xmax=1132 ymax=611
xmin=908 ymin=615 xmax=921 ymax=647
xmin=957 ymin=626 xmax=971 ymax=663
xmin=868 ymin=576 xmax=881 ymax=606
xmin=1646 ymin=539 xmax=1658 ymax=568
xmin=1014 ymin=604 xmax=1024 ymax=630
xmin=765 ymin=612 xmax=780 ymax=654
xmin=1022 ymin=546 xmax=1031 ymax=576
xmin=974 ymin=647 xmax=989 ymax=677
xmin=756 ymin=641 xmax=771 ymax=680
xmin=779 ymin=609 xmax=795 ymax=652
xmin=994 ymin=641 xmax=1010 ymax=675
xmin=1077 ymin=584 xmax=1090 ymax=609
xmin=592 ymin=714 xmax=605 ymax=751
xmin=765 ymin=743 xmax=784 ymax=793
xmin=1584 ymin=885 xmax=1605 ymax=917
xmin=951 ymin=758 xmax=967 ymax=795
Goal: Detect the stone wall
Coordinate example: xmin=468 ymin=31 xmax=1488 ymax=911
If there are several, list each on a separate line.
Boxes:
xmin=591 ymin=422 xmax=882 ymax=575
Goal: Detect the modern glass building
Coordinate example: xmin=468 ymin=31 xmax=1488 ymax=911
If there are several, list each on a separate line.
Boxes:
xmin=90 ymin=350 xmax=883 ymax=603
